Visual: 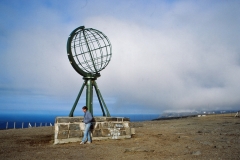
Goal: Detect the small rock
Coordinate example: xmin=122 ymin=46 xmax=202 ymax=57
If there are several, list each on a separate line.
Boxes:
xmin=214 ymin=145 xmax=223 ymax=149
xmin=204 ymin=130 xmax=210 ymax=133
xmin=183 ymin=150 xmax=190 ymax=155
xmin=201 ymin=141 xmax=213 ymax=146
xmin=192 ymin=151 xmax=201 ymax=155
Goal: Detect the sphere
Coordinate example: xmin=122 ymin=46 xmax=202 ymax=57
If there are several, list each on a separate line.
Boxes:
xmin=67 ymin=26 xmax=112 ymax=78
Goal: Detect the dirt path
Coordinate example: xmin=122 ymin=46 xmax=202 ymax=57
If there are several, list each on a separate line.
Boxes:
xmin=0 ymin=114 xmax=239 ymax=159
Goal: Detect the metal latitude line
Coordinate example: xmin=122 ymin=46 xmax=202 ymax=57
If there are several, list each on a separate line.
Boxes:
xmin=74 ymin=31 xmax=85 ymax=71
xmin=83 ymin=30 xmax=98 ymax=73
xmin=88 ymin=29 xmax=102 ymax=71
xmin=67 ymin=26 xmax=88 ymax=77
xmin=83 ymin=29 xmax=98 ymax=74
xmin=78 ymin=30 xmax=93 ymax=74
xmin=73 ymin=45 xmax=110 ymax=58
xmin=81 ymin=30 xmax=96 ymax=74
xmin=74 ymin=54 xmax=109 ymax=63
xmin=94 ymin=30 xmax=112 ymax=68
xmin=78 ymin=31 xmax=93 ymax=73
xmin=84 ymin=31 xmax=99 ymax=72
xmin=72 ymin=30 xmax=90 ymax=75
xmin=76 ymin=31 xmax=87 ymax=71
xmin=67 ymin=32 xmax=84 ymax=75
xmin=72 ymin=37 xmax=105 ymax=48
xmin=90 ymin=30 xmax=107 ymax=69
xmin=78 ymin=60 xmax=110 ymax=69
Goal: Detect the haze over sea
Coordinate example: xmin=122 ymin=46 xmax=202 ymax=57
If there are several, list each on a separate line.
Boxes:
xmin=0 ymin=113 xmax=159 ymax=130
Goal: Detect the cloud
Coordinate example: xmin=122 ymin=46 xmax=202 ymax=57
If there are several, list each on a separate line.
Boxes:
xmin=84 ymin=2 xmax=240 ymax=112
xmin=1 ymin=0 xmax=240 ymax=114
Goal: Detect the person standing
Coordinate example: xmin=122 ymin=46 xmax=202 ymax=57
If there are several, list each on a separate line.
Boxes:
xmin=80 ymin=106 xmax=93 ymax=144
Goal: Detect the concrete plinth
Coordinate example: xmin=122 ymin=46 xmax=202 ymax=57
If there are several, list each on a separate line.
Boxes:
xmin=54 ymin=116 xmax=135 ymax=144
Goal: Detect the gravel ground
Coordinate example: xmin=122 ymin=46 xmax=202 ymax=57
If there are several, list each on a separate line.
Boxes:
xmin=0 ymin=114 xmax=239 ymax=160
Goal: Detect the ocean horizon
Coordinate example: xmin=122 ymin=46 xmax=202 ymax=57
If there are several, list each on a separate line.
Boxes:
xmin=0 ymin=113 xmax=160 ymax=130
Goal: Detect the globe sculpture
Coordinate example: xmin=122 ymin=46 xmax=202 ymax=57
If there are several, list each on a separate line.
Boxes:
xmin=67 ymin=26 xmax=112 ymax=117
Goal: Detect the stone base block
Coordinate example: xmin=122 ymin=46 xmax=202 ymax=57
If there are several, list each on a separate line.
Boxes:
xmin=54 ymin=116 xmax=134 ymax=144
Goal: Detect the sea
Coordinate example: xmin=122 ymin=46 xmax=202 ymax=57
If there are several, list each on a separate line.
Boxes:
xmin=0 ymin=113 xmax=160 ymax=130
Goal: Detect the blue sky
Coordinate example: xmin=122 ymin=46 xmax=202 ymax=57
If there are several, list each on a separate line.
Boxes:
xmin=0 ymin=0 xmax=240 ymax=115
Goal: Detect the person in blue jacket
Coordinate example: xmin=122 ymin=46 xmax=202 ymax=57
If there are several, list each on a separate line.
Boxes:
xmin=80 ymin=106 xmax=93 ymax=144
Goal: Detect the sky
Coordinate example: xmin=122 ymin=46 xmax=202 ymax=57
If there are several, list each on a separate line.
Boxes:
xmin=0 ymin=0 xmax=240 ymax=116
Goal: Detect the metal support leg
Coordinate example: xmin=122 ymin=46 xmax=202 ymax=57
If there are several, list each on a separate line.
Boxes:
xmin=93 ymin=81 xmax=111 ymax=117
xmin=93 ymin=81 xmax=106 ymax=116
xmin=69 ymin=78 xmax=110 ymax=117
xmin=86 ymin=79 xmax=93 ymax=115
xmin=69 ymin=82 xmax=86 ymax=117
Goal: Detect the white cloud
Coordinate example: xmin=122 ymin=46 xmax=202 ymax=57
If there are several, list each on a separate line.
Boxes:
xmin=84 ymin=2 xmax=240 ymax=112
xmin=1 ymin=0 xmax=240 ymax=113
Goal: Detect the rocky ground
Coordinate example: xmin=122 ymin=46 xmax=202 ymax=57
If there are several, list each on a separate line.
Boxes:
xmin=0 ymin=114 xmax=239 ymax=160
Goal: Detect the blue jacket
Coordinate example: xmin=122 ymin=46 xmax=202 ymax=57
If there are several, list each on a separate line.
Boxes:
xmin=83 ymin=111 xmax=93 ymax=124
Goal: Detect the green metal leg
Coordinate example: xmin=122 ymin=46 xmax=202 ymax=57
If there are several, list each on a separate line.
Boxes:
xmin=93 ymin=81 xmax=106 ymax=116
xmin=86 ymin=79 xmax=93 ymax=115
xmin=93 ymin=81 xmax=111 ymax=117
xmin=69 ymin=82 xmax=86 ymax=117
xmin=69 ymin=78 xmax=110 ymax=117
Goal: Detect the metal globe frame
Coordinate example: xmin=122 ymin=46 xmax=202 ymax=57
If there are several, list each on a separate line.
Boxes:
xmin=67 ymin=26 xmax=112 ymax=117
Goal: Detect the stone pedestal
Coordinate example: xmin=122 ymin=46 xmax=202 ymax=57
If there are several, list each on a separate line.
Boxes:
xmin=54 ymin=116 xmax=135 ymax=144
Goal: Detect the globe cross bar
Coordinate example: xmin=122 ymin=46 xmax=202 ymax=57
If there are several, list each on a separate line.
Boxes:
xmin=76 ymin=59 xmax=110 ymax=73
xmin=82 ymin=30 xmax=98 ymax=73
